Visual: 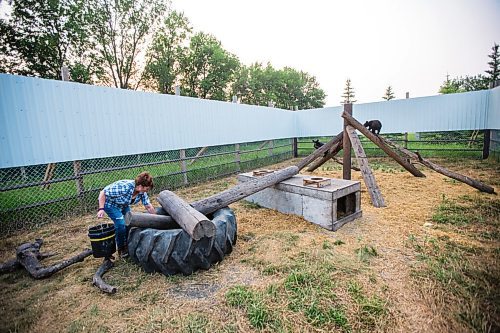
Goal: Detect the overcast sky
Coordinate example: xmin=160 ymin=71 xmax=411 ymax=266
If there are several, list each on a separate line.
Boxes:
xmin=173 ymin=0 xmax=500 ymax=106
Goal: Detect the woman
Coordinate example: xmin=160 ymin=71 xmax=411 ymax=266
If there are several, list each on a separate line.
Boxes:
xmin=97 ymin=171 xmax=156 ymax=258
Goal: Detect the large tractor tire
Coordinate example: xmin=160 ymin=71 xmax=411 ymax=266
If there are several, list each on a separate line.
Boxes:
xmin=127 ymin=207 xmax=237 ymax=276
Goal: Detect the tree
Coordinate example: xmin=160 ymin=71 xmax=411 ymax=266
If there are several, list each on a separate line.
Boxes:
xmin=83 ymin=0 xmax=169 ymax=89
xmin=231 ymin=63 xmax=326 ymax=109
xmin=382 ymin=86 xmax=395 ymax=100
xmin=0 ymin=0 xmax=100 ymax=83
xmin=439 ymin=74 xmax=489 ymax=94
xmin=180 ymin=32 xmax=240 ymax=100
xmin=486 ymin=42 xmax=499 ymax=85
xmin=341 ymin=78 xmax=356 ymax=104
xmin=143 ymin=10 xmax=192 ymax=94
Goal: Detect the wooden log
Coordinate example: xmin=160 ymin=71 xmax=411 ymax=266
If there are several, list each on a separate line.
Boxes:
xmin=296 ymin=131 xmax=344 ymax=171
xmin=342 ymin=112 xmax=426 ymax=178
xmin=93 ymin=258 xmax=117 ymax=294
xmin=129 ymin=166 xmax=300 ymax=229
xmin=157 ymin=190 xmax=215 ymax=240
xmin=307 ymin=135 xmax=343 ymax=172
xmin=346 ymin=126 xmax=386 ymax=207
xmin=0 ymin=251 xmax=56 ymax=274
xmin=380 ymin=137 xmax=495 ymax=194
xmin=16 ymin=239 xmax=92 ymax=279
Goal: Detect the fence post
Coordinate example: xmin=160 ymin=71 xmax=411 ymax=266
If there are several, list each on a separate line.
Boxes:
xmin=343 ymin=103 xmax=352 ymax=180
xmin=293 ymin=138 xmax=298 ymax=158
xmin=180 ymin=149 xmax=188 ymax=185
xmin=483 ymin=130 xmax=491 ymax=159
xmin=404 ymin=132 xmax=408 ymax=149
xmin=268 ymin=140 xmax=274 ymax=156
xmin=235 ymin=143 xmax=241 ymax=172
xmin=61 ymin=65 xmax=84 ymax=198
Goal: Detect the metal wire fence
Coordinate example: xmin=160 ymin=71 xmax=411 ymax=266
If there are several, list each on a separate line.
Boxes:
xmin=0 ymin=139 xmax=293 ymax=234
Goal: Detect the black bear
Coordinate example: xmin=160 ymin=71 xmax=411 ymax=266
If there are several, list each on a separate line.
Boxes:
xmin=312 ymin=139 xmax=324 ymax=149
xmin=363 ymin=120 xmax=382 ymax=135
xmin=312 ymin=139 xmax=327 ymax=157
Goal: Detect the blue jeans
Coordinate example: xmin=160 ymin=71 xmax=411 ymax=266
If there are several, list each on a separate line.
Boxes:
xmin=104 ymin=205 xmax=130 ymax=249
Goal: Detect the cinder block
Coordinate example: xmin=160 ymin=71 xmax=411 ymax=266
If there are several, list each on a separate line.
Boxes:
xmin=238 ymin=173 xmax=362 ymax=231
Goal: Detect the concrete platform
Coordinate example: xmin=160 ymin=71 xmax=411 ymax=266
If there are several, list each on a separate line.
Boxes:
xmin=237 ymin=173 xmax=362 ymax=231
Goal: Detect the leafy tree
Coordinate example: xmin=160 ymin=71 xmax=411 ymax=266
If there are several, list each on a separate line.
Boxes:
xmin=439 ymin=74 xmax=489 ymax=94
xmin=83 ymin=0 xmax=169 ymax=89
xmin=382 ymin=86 xmax=395 ymax=100
xmin=143 ymin=10 xmax=192 ymax=94
xmin=231 ymin=63 xmax=325 ymax=109
xmin=180 ymin=32 xmax=240 ymax=100
xmin=341 ymin=78 xmax=356 ymax=104
xmin=0 ymin=0 xmax=99 ymax=82
xmin=440 ymin=42 xmax=499 ymax=94
xmin=486 ymin=42 xmax=499 ymax=84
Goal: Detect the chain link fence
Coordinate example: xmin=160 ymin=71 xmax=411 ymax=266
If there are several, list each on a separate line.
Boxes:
xmin=298 ymin=130 xmax=485 ymax=159
xmin=0 ymin=139 xmax=293 ymax=234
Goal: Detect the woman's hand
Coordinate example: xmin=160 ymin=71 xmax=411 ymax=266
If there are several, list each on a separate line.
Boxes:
xmin=97 ymin=210 xmax=105 ymax=218
xmin=145 ymin=204 xmax=156 ymax=214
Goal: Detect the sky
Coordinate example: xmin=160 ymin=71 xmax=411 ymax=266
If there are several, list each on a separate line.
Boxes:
xmin=172 ymin=0 xmax=500 ymax=106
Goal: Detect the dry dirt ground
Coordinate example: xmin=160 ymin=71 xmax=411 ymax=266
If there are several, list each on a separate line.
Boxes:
xmin=0 ymin=157 xmax=498 ymax=333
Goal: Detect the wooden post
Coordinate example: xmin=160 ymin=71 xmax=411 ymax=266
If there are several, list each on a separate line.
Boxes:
xmin=404 ymin=132 xmax=408 ymax=149
xmin=268 ymin=140 xmax=274 ymax=156
xmin=235 ymin=143 xmax=241 ymax=172
xmin=157 ymin=191 xmax=215 ymax=240
xmin=73 ymin=160 xmax=84 ymax=196
xmin=343 ymin=103 xmax=352 ymax=180
xmin=483 ymin=130 xmax=491 ymax=159
xmin=179 ymin=149 xmax=188 ymax=185
xmin=293 ymin=138 xmax=298 ymax=158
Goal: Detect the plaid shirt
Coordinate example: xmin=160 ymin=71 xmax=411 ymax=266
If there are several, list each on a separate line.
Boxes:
xmin=103 ymin=179 xmax=151 ymax=209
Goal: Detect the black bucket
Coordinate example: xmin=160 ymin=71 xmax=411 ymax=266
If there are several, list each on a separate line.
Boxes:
xmin=88 ymin=223 xmax=116 ymax=258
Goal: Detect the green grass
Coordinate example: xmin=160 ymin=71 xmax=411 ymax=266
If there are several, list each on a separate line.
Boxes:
xmin=407 ymin=194 xmax=500 ymax=332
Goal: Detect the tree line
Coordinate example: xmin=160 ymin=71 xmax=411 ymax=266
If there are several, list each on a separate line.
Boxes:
xmin=0 ymin=0 xmax=326 ymax=110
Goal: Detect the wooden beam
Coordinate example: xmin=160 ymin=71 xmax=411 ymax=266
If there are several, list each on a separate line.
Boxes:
xmin=296 ymin=131 xmax=344 ymax=171
xmin=42 ymin=163 xmax=56 ymax=189
xmin=129 ymin=166 xmax=300 ymax=229
xmin=380 ymin=136 xmax=495 ymax=194
xmin=342 ymin=112 xmax=426 ymax=178
xmin=306 ymin=135 xmax=343 ymax=172
xmin=346 ymin=126 xmax=385 ymax=207
xmin=188 ymin=146 xmax=208 ymax=165
xmin=157 ymin=190 xmax=215 ymax=240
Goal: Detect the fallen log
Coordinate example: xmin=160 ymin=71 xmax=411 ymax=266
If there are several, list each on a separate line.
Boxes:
xmin=380 ymin=136 xmax=495 ymax=194
xmin=14 ymin=239 xmax=92 ymax=279
xmin=128 ymin=166 xmax=300 ymax=229
xmin=93 ymin=258 xmax=116 ymax=294
xmin=157 ymin=190 xmax=215 ymax=240
xmin=342 ymin=112 xmax=426 ymax=178
xmin=0 ymin=251 xmax=56 ymax=274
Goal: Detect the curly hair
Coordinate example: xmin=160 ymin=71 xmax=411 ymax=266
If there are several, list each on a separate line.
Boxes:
xmin=135 ymin=172 xmax=154 ymax=188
